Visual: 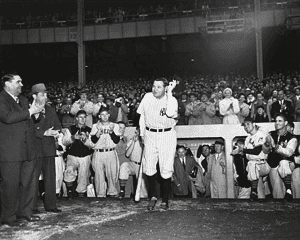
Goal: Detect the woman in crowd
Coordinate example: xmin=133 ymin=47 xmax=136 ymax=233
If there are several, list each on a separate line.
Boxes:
xmin=219 ymin=88 xmax=240 ymax=124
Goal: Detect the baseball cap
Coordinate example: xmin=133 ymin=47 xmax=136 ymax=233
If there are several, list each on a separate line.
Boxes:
xmin=235 ymin=138 xmax=245 ymax=145
xmin=241 ymin=117 xmax=255 ymax=126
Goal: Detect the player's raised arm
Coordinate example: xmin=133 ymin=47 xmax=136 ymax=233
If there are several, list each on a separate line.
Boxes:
xmin=165 ymin=80 xmax=178 ymax=119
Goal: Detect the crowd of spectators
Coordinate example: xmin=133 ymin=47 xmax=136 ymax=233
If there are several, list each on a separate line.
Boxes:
xmin=15 ymin=70 xmax=299 ymax=129
xmin=1 ymin=0 xmax=297 ymax=29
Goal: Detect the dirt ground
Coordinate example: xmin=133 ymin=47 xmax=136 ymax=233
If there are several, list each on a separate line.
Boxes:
xmin=1 ymin=197 xmax=300 ymax=240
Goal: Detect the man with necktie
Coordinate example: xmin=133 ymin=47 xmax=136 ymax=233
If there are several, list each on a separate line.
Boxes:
xmin=172 ymin=145 xmax=201 ymax=198
xmin=0 ymin=73 xmax=43 ymax=226
xmin=270 ymin=90 xmax=293 ymax=121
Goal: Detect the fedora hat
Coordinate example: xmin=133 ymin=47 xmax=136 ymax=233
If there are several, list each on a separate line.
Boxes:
xmin=214 ymin=139 xmax=224 ymax=145
xmin=30 ymin=83 xmax=48 ymax=95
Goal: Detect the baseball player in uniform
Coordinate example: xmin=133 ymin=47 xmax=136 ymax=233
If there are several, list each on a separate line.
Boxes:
xmin=265 ymin=113 xmax=297 ymax=201
xmin=62 ymin=110 xmax=92 ymax=198
xmin=84 ymin=107 xmax=121 ymax=197
xmin=232 ymin=117 xmax=271 ymax=201
xmin=137 ymin=78 xmax=178 ymax=211
xmin=55 ymin=132 xmax=66 ymax=197
xmin=118 ymin=127 xmax=148 ymax=199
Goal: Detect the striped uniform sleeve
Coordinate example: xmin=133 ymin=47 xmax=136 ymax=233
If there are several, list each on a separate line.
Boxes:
xmin=137 ymin=94 xmax=147 ymax=137
xmin=166 ymin=95 xmax=178 ymax=118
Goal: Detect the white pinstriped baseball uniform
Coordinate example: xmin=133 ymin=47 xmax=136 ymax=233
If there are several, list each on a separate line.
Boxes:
xmin=244 ymin=129 xmax=270 ymax=181
xmin=137 ymin=92 xmax=178 ymax=179
xmin=119 ymin=139 xmax=148 ymax=198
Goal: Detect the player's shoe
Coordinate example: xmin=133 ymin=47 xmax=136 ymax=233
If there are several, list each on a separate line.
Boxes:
xmin=160 ymin=202 xmax=169 ymax=211
xmin=284 ymin=190 xmax=293 ymax=202
xmin=250 ymin=192 xmax=258 ymax=202
xmin=118 ymin=190 xmax=125 ymax=200
xmin=147 ymin=197 xmax=157 ymax=211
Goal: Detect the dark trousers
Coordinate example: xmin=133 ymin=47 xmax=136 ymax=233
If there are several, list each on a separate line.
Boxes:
xmin=147 ymin=163 xmax=172 ymax=203
xmin=0 ymin=160 xmax=36 ymax=222
xmin=33 ymin=156 xmax=56 ymax=210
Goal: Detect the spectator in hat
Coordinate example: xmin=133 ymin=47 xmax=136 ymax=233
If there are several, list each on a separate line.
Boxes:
xmin=219 ymin=88 xmax=240 ymax=124
xmin=70 ymin=90 xmax=94 ymax=128
xmin=237 ymin=93 xmax=250 ymax=124
xmin=206 ymin=139 xmax=227 ymax=198
xmin=30 ymin=83 xmax=62 ymax=213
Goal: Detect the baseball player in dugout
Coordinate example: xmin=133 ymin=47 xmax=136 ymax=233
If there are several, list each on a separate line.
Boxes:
xmin=286 ymin=121 xmax=300 ymax=199
xmin=84 ymin=107 xmax=121 ymax=197
xmin=30 ymin=83 xmax=62 ymax=213
xmin=115 ymin=121 xmax=134 ymax=198
xmin=232 ymin=117 xmax=271 ymax=201
xmin=264 ymin=113 xmax=298 ymax=201
xmin=118 ymin=126 xmax=148 ymax=200
xmin=137 ymin=78 xmax=178 ymax=211
xmin=62 ymin=110 xmax=92 ymax=199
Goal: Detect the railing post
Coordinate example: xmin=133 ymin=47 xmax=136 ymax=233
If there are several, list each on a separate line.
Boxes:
xmin=255 ymin=0 xmax=264 ymax=81
xmin=77 ymin=0 xmax=86 ymax=86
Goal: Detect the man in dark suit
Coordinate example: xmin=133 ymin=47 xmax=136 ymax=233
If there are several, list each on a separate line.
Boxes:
xmin=31 ymin=83 xmax=62 ymax=213
xmin=270 ymin=89 xmax=293 ymax=121
xmin=172 ymin=145 xmax=203 ymax=198
xmin=0 ymin=73 xmax=43 ymax=226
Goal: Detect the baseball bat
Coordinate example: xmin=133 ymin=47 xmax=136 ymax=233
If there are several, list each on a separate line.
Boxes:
xmin=134 ymin=157 xmax=144 ymax=202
